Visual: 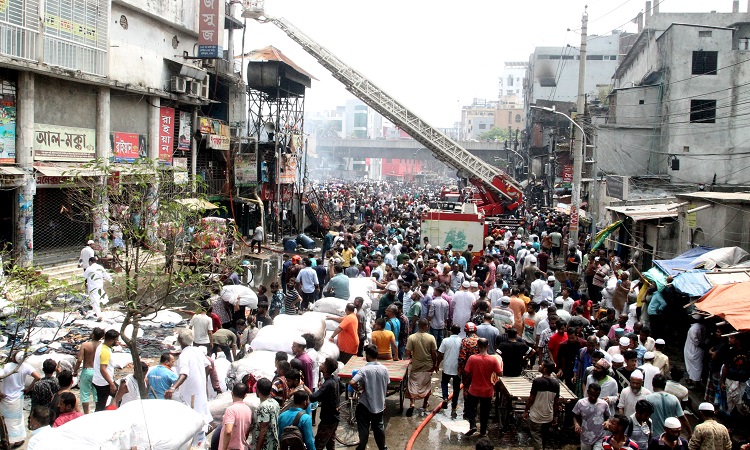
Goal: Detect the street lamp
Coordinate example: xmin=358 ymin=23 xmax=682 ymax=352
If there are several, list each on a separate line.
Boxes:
xmin=530 ymin=105 xmax=586 ymax=251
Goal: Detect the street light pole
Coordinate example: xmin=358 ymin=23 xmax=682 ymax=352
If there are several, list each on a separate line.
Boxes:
xmin=570 ymin=10 xmax=588 ymax=251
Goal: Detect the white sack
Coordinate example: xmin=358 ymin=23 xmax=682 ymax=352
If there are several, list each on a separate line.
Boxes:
xmin=220 ymin=285 xmax=259 ymax=309
xmin=318 ymin=339 xmax=340 ymax=362
xmin=274 ymin=313 xmax=326 ymax=343
xmin=312 ymin=297 xmax=349 ymax=316
xmin=140 ymin=309 xmax=184 ymax=328
xmin=250 ymin=325 xmax=302 ymax=353
xmin=348 ymin=277 xmax=375 ymax=302
xmin=208 ymin=391 xmax=261 ymax=424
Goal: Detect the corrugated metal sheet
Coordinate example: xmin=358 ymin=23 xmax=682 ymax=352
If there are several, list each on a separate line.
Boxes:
xmin=705 ymin=271 xmax=750 ymax=286
xmin=239 ymin=45 xmax=317 ymax=80
xmin=606 ymin=203 xmax=679 ymax=221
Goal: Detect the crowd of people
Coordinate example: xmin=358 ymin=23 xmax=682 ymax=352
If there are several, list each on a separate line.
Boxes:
xmin=1 ymin=179 xmax=748 ymax=450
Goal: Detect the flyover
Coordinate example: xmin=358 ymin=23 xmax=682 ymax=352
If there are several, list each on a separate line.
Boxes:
xmin=314 ymin=138 xmax=508 ymax=167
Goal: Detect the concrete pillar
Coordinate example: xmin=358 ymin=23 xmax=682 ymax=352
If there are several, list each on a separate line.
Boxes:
xmin=94 ymin=87 xmax=110 ymax=255
xmin=653 ymin=1 xmax=659 ymax=14
xmin=645 ymin=1 xmax=652 ymax=19
xmin=15 ymin=72 xmax=35 ymax=266
xmin=35 ymin=0 xmax=44 ymax=63
xmin=191 ymin=107 xmax=198 ymax=193
xmin=147 ymin=96 xmax=160 ymax=246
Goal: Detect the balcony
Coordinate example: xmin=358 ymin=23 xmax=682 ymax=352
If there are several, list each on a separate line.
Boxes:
xmin=44 ymin=35 xmax=106 ymax=76
xmin=198 ymin=176 xmax=229 ymax=198
xmin=0 ymin=21 xmax=37 ymax=61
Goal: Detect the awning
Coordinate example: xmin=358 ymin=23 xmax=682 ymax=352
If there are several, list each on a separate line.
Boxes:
xmin=34 ymin=165 xmax=101 ymax=177
xmin=653 ymin=246 xmax=715 ymax=276
xmin=175 ymin=198 xmax=219 ymax=210
xmin=606 ymin=203 xmax=679 ymax=221
xmin=696 ymin=282 xmax=750 ymax=331
xmin=0 ymin=166 xmax=25 ymax=175
xmin=672 ymin=270 xmax=712 ymax=298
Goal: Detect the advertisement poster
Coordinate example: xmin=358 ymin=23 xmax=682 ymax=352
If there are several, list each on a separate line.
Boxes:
xmin=562 ymin=164 xmax=573 ymax=187
xmin=178 ymin=111 xmax=191 ymax=151
xmin=0 ymin=105 xmax=16 ymax=164
xmin=234 ymin=153 xmax=257 ymax=186
xmin=278 ymin=153 xmax=298 ymax=184
xmin=34 ymin=124 xmax=96 ymax=161
xmin=198 ymin=0 xmax=223 ymax=58
xmin=173 ymin=157 xmax=188 ymax=185
xmin=110 ymin=132 xmax=143 ymax=162
xmin=159 ymin=107 xmax=175 ymax=164
xmin=207 ymin=134 xmax=230 ymax=150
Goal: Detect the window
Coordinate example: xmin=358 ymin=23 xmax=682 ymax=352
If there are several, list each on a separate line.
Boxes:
xmin=507 ymin=75 xmax=513 ymax=87
xmin=692 ymin=51 xmax=718 ymax=75
xmin=698 ymin=30 xmax=712 ymax=38
xmin=683 ymin=146 xmax=690 ymax=152
xmin=508 ymin=112 xmax=512 ymax=122
xmin=515 ymin=114 xmax=522 ymax=123
xmin=639 ymin=100 xmax=645 ymax=105
xmin=587 ymin=55 xmax=604 ymax=60
xmin=478 ymin=124 xmax=487 ymax=130
xmin=690 ymin=99 xmax=717 ymax=123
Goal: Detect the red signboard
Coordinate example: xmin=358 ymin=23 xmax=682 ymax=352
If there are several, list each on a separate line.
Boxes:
xmin=198 ymin=0 xmax=223 ymax=58
xmin=159 ymin=107 xmax=175 ymax=164
xmin=569 ymin=204 xmax=579 ymax=233
xmin=562 ymin=165 xmax=573 ymax=184
xmin=111 ymin=132 xmax=141 ymax=162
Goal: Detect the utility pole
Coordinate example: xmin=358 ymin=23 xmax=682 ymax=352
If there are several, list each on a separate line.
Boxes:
xmin=569 ymin=9 xmax=587 ymax=252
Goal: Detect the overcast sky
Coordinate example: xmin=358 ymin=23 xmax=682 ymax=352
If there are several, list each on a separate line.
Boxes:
xmin=235 ymin=0 xmax=734 ymax=128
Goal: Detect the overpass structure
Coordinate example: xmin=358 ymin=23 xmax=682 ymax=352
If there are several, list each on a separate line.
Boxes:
xmin=315 ymin=138 xmax=508 ymax=167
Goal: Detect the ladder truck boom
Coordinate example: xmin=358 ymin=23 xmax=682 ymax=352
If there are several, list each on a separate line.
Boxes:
xmin=256 ymin=14 xmax=523 ymax=214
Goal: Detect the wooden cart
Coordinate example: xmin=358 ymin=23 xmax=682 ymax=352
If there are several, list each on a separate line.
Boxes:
xmin=497 ymin=370 xmax=578 ymax=426
xmin=338 ymin=357 xmax=411 ymax=413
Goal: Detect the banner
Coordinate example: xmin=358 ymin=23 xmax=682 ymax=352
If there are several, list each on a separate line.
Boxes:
xmin=198 ymin=0 xmax=223 ymax=58
xmin=34 ymin=124 xmax=95 ymax=161
xmin=178 ymin=111 xmax=191 ymax=151
xmin=0 ymin=104 xmax=16 ymax=164
xmin=173 ymin=157 xmax=188 ymax=185
xmin=110 ymin=132 xmax=145 ymax=162
xmin=561 ymin=165 xmax=573 ymax=187
xmin=159 ymin=107 xmax=175 ymax=164
xmin=207 ymin=134 xmax=230 ymax=151
xmin=234 ymin=153 xmax=257 ymax=186
xmin=278 ymin=153 xmax=297 ymax=184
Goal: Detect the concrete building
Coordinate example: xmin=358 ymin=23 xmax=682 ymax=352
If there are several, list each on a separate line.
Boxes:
xmin=499 ymin=61 xmax=527 ymax=106
xmin=599 ymin=7 xmax=750 ymax=190
xmin=0 ymin=0 xmax=245 ymax=266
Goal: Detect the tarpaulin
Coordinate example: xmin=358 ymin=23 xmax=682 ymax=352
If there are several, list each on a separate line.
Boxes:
xmin=695 ymin=282 xmax=750 ymax=332
xmin=690 ymin=247 xmax=749 ymax=270
xmin=672 ymin=269 xmax=711 ymax=298
xmin=591 ymin=220 xmax=623 ymax=253
xmin=653 ymin=246 xmax=714 ymax=276
xmin=643 ymin=267 xmax=669 ymax=291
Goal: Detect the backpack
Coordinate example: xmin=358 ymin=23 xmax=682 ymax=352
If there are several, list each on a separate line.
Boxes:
xmin=279 ymin=410 xmax=306 ymax=450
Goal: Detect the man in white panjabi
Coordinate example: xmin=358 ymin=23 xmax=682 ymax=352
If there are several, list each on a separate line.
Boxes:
xmin=684 ymin=313 xmax=707 ymax=387
xmin=84 ymin=257 xmax=112 ymax=320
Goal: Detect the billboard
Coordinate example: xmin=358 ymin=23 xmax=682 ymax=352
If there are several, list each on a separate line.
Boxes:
xmin=198 ymin=0 xmax=223 ymax=58
xmin=34 ymin=124 xmax=95 ymax=161
xmin=159 ymin=107 xmax=175 ymax=164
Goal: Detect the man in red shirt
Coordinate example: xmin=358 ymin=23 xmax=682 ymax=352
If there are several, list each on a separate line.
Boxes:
xmin=328 ymin=303 xmax=360 ymax=364
xmin=463 ymin=338 xmax=503 ymax=437
xmin=572 ymin=294 xmax=593 ymax=321
xmin=53 ymin=392 xmax=83 ymax=427
xmin=547 ymin=319 xmax=569 ymax=362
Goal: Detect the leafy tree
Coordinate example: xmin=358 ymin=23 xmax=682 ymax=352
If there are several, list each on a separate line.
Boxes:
xmin=478 ymin=126 xmax=510 ymax=142
xmin=64 ymin=159 xmax=239 ymax=398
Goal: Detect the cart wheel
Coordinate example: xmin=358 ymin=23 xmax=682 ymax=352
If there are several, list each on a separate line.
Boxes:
xmin=335 ymin=395 xmax=359 ymax=447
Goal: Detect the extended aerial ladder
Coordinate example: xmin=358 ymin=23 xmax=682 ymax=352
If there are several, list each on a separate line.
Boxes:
xmin=243 ymin=5 xmax=524 ymax=216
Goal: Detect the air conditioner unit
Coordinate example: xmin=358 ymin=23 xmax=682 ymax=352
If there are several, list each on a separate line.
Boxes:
xmin=189 ymin=80 xmax=201 ymax=96
xmin=170 ymin=76 xmax=187 ymax=94
xmin=201 ymin=74 xmax=210 ymax=98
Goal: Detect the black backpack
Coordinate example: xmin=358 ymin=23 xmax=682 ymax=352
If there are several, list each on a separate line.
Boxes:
xmin=279 ymin=410 xmax=306 ymax=450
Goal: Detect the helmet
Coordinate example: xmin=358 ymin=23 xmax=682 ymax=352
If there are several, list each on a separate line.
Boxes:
xmin=464 ymin=322 xmax=477 ymax=333
xmin=292 ymin=255 xmax=302 ymax=264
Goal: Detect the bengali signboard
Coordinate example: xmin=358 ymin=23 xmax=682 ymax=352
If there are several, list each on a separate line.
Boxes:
xmin=0 ymin=103 xmax=16 ymax=164
xmin=198 ymin=0 xmax=223 ymax=58
xmin=561 ymin=165 xmax=573 ymax=188
xmin=159 ymin=107 xmax=175 ymax=164
xmin=173 ymin=157 xmax=188 ymax=185
xmin=279 ymin=153 xmax=298 ymax=184
xmin=178 ymin=111 xmax=192 ymax=151
xmin=569 ymin=204 xmax=579 ymax=234
xmin=110 ymin=132 xmax=145 ymax=162
xmin=234 ymin=153 xmax=257 ymax=186
xmin=34 ymin=124 xmax=95 ymax=161
xmin=207 ymin=134 xmax=230 ymax=151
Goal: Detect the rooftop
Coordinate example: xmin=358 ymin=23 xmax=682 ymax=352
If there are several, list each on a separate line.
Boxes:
xmin=677 ymin=191 xmax=750 ymax=204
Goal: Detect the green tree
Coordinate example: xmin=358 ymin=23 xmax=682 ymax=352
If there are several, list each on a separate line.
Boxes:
xmin=478 ymin=126 xmax=510 ymax=142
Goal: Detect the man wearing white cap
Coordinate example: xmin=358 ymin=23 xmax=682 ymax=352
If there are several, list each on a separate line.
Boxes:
xmin=645 ymin=374 xmax=692 ymax=438
xmin=652 ymin=338 xmax=671 ymax=378
xmin=469 ymin=281 xmax=480 ymax=300
xmin=609 ymin=336 xmax=631 ymax=359
xmin=79 ymin=239 xmax=95 ymax=271
xmin=689 ymin=402 xmax=731 ymax=450
xmin=530 ymin=272 xmax=546 ymax=303
xmin=586 ymin=359 xmax=619 ymax=416
xmin=684 ymin=313 xmax=707 ymax=388
xmin=649 ymin=416 xmax=689 ymax=449
xmin=618 ymin=369 xmax=651 ymax=416
xmin=640 ymin=351 xmax=661 ymax=392
xmin=451 ymin=281 xmax=475 ymax=338
xmin=540 ymin=276 xmax=555 ymax=305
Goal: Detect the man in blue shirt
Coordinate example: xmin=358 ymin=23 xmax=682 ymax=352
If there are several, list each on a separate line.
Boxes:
xmin=146 ymin=353 xmax=178 ymax=399
xmin=277 ymin=390 xmax=315 ymax=450
xmin=351 ymin=344 xmax=390 ymax=450
xmin=384 ymin=305 xmax=401 ymax=349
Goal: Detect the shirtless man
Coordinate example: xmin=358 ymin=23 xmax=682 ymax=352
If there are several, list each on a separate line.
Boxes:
xmin=73 ymin=327 xmax=104 ymax=413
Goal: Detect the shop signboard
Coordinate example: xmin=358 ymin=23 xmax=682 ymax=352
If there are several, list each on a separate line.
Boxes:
xmin=234 ymin=153 xmax=257 ymax=186
xmin=207 ymin=134 xmax=230 ymax=151
xmin=159 ymin=107 xmax=175 ymax=164
xmin=561 ymin=165 xmax=573 ymax=188
xmin=198 ymin=0 xmax=223 ymax=58
xmin=173 ymin=157 xmax=188 ymax=185
xmin=0 ymin=103 xmax=16 ymax=164
xmin=34 ymin=124 xmax=95 ymax=161
xmin=110 ymin=132 xmax=144 ymax=162
xmin=278 ymin=153 xmax=297 ymax=184
xmin=178 ymin=111 xmax=191 ymax=151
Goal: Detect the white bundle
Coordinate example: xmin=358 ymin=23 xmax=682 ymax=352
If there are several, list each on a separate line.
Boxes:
xmin=249 ymin=325 xmax=302 ymax=354
xmin=220 ymin=285 xmax=259 ymax=309
xmin=318 ymin=338 xmax=340 ymax=362
xmin=208 ymin=391 xmax=261 ymax=424
xmin=349 ymin=277 xmax=375 ymax=302
xmin=274 ymin=312 xmax=326 ymax=343
xmin=312 ymin=297 xmax=349 ymax=316
xmin=25 ymin=353 xmax=77 ymax=375
xmin=227 ymin=350 xmax=281 ymax=390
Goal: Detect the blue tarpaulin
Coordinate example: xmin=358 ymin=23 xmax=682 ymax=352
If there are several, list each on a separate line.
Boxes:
xmin=653 ymin=246 xmax=715 ymax=276
xmin=672 ymin=269 xmax=712 ymax=298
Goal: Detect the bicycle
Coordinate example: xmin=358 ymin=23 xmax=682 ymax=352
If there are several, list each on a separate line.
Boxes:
xmin=335 ymin=382 xmax=360 ymax=447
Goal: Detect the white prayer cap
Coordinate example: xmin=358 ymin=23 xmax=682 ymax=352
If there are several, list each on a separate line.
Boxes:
xmin=655 ymin=338 xmax=666 ymax=345
xmin=612 ymin=354 xmax=625 ymax=364
xmin=664 ymin=417 xmax=681 ymax=429
xmin=387 ymin=284 xmax=398 ymax=292
xmin=470 ymin=281 xmax=479 ymax=288
xmin=630 ymin=369 xmax=644 ymax=380
xmin=619 ymin=336 xmax=631 ymax=346
xmin=293 ymin=337 xmax=307 ymax=346
xmin=698 ymin=402 xmax=715 ymax=412
xmin=462 ymin=281 xmax=471 ymax=288
xmin=548 ymin=276 xmax=556 ymax=282
xmin=644 ymin=351 xmax=655 ymax=360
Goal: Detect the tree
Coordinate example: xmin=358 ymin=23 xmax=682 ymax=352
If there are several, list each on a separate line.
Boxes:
xmin=64 ymin=159 xmax=239 ymax=398
xmin=478 ymin=126 xmax=510 ymax=142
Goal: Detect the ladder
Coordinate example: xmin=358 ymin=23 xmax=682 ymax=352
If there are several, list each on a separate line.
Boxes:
xmin=269 ymin=17 xmax=523 ymax=204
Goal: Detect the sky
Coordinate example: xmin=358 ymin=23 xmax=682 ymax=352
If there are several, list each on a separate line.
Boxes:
xmin=234 ymin=0 xmax=732 ymax=128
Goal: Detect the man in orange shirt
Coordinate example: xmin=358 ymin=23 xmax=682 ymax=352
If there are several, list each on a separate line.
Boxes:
xmin=328 ymin=303 xmax=360 ymax=364
xmin=464 ymin=338 xmax=503 ymax=437
xmin=509 ymin=288 xmax=527 ymax=335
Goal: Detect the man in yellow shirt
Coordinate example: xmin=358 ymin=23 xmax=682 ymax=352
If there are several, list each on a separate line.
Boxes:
xmin=371 ymin=318 xmax=398 ymax=360
xmin=341 ymin=244 xmax=354 ymax=268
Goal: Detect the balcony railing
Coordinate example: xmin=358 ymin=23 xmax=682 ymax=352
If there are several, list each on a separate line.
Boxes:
xmin=0 ymin=21 xmax=37 ymax=61
xmin=44 ymin=35 xmax=106 ymax=76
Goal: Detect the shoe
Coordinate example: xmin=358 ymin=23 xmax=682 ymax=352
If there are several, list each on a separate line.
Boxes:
xmin=451 ymin=409 xmax=458 ymax=419
xmin=464 ymin=427 xmax=477 ymax=436
xmin=406 ymin=407 xmax=414 ymax=417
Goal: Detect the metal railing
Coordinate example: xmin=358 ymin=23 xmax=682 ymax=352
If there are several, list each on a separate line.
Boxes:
xmin=198 ymin=177 xmax=227 ymax=197
xmin=44 ymin=35 xmax=106 ymax=75
xmin=0 ymin=21 xmax=37 ymax=61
